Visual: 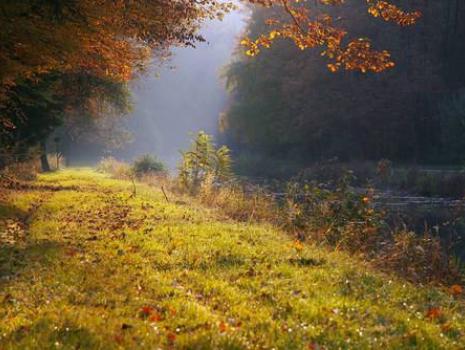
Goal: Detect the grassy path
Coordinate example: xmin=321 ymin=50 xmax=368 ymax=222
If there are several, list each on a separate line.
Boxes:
xmin=0 ymin=169 xmax=464 ymax=349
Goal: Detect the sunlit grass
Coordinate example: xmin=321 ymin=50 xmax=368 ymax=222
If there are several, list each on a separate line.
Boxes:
xmin=0 ymin=169 xmax=464 ymax=349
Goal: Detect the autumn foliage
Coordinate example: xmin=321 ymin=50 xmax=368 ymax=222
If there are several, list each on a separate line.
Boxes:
xmin=0 ymin=0 xmax=421 ymax=151
xmin=242 ymin=0 xmax=420 ymax=72
xmin=0 ymin=1 xmax=231 ymax=87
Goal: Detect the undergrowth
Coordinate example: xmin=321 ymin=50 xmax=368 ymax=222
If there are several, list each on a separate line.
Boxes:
xmin=98 ymin=153 xmax=465 ymax=286
xmin=0 ymin=169 xmax=464 ymax=349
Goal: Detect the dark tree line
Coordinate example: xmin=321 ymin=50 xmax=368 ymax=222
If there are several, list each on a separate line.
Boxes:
xmin=223 ymin=1 xmax=465 ymax=167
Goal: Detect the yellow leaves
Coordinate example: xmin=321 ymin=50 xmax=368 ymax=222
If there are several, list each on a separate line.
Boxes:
xmin=246 ymin=49 xmax=258 ymax=57
xmin=327 ymin=63 xmax=339 ymax=73
xmin=327 ymin=38 xmax=396 ymax=73
xmin=244 ymin=0 xmax=418 ymax=73
xmin=367 ymin=1 xmax=421 ymax=27
xmin=241 ymin=33 xmax=279 ymax=56
xmin=368 ymin=7 xmax=380 ymax=18
xmin=269 ymin=30 xmax=280 ymax=40
xmin=240 ymin=38 xmax=258 ymax=56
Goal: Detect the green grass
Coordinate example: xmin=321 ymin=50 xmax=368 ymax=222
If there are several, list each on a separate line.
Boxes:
xmin=0 ymin=169 xmax=464 ymax=349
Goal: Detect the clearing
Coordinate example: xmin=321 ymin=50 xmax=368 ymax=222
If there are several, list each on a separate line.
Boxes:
xmin=0 ymin=169 xmax=464 ymax=349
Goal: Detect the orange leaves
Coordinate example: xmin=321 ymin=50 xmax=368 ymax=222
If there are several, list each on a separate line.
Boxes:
xmin=219 ymin=321 xmax=228 ymax=333
xmin=449 ymin=284 xmax=463 ymax=297
xmin=0 ymin=0 xmax=227 ymax=95
xmin=140 ymin=305 xmax=155 ymax=318
xmin=308 ymin=343 xmax=321 ymax=350
xmin=327 ymin=64 xmax=339 ymax=73
xmin=426 ymin=307 xmax=443 ymax=321
xmin=148 ymin=313 xmax=163 ymax=322
xmin=166 ymin=332 xmax=177 ymax=344
xmin=323 ymin=38 xmax=395 ymax=73
xmin=367 ymin=1 xmax=422 ymax=26
xmin=245 ymin=0 xmax=419 ymax=73
xmin=139 ymin=305 xmax=175 ymax=322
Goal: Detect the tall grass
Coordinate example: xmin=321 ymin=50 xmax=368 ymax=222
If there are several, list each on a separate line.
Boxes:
xmin=184 ymin=171 xmax=464 ymax=285
xmin=97 ymin=155 xmax=464 ymax=286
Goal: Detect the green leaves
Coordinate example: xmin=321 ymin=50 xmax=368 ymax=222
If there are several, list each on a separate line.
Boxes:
xmin=178 ymin=131 xmax=232 ymax=194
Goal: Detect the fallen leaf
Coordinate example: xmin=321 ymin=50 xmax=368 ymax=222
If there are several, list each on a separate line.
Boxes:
xmin=308 ymin=343 xmax=320 ymax=350
xmin=140 ymin=306 xmax=154 ymax=318
xmin=219 ymin=321 xmax=227 ymax=333
xmin=449 ymin=284 xmax=463 ymax=296
xmin=167 ymin=332 xmax=176 ymax=344
xmin=149 ymin=313 xmax=163 ymax=322
xmin=426 ymin=307 xmax=442 ymax=320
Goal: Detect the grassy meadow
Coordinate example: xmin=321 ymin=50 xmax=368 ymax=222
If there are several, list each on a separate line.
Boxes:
xmin=0 ymin=169 xmax=464 ymax=349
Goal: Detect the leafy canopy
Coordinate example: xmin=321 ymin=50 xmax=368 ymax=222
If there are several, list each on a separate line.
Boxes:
xmin=0 ymin=0 xmax=421 ymax=144
xmin=242 ymin=0 xmax=421 ymax=73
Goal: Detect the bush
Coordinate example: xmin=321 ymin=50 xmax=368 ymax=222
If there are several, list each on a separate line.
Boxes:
xmin=175 ymin=154 xmax=463 ymax=284
xmin=178 ymin=131 xmax=232 ymax=193
xmin=283 ymin=171 xmax=385 ymax=249
xmin=199 ymin=177 xmax=279 ymax=223
xmin=376 ymin=230 xmax=463 ymax=284
xmin=132 ymin=154 xmax=165 ymax=178
xmin=96 ymin=157 xmax=132 ymax=179
xmin=1 ymin=161 xmax=39 ymax=183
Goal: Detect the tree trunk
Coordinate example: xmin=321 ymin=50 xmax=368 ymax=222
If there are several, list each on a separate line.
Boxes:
xmin=40 ymin=140 xmax=51 ymax=172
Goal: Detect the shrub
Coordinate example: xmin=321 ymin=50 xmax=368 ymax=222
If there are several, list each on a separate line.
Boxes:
xmin=96 ymin=157 xmax=132 ymax=179
xmin=283 ymin=171 xmax=385 ymax=249
xmin=178 ymin=131 xmax=232 ymax=193
xmin=175 ymin=157 xmax=462 ymax=284
xmin=376 ymin=230 xmax=463 ymax=284
xmin=1 ymin=161 xmax=39 ymax=183
xmin=132 ymin=154 xmax=165 ymax=178
xmin=168 ymin=140 xmax=463 ymax=285
xmin=199 ymin=177 xmax=279 ymax=223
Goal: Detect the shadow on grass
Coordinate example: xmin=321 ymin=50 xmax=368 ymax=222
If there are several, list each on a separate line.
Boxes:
xmin=0 ymin=318 xmax=103 ymax=349
xmin=0 ymin=201 xmax=28 ymax=221
xmin=0 ymin=240 xmax=65 ymax=288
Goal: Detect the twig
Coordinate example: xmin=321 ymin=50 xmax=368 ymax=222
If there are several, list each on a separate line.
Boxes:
xmin=131 ymin=177 xmax=137 ymax=197
xmin=161 ymin=186 xmax=170 ymax=203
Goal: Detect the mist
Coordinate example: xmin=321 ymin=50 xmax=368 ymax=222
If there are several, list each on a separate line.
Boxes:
xmin=115 ymin=8 xmax=247 ymax=170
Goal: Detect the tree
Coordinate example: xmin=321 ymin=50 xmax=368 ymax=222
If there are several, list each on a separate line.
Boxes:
xmin=0 ymin=0 xmax=233 ymax=132
xmin=0 ymin=0 xmax=419 ymax=109
xmin=0 ymin=0 xmax=423 ymax=170
xmin=242 ymin=0 xmax=421 ymax=73
xmin=223 ymin=1 xmax=465 ymax=168
xmin=0 ymin=71 xmax=132 ymax=170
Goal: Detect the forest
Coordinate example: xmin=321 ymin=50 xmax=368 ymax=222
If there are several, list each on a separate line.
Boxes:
xmin=1 ymin=1 xmax=465 ymax=349
xmin=223 ymin=1 xmax=465 ymax=169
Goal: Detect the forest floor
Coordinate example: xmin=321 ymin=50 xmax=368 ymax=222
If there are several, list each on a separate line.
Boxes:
xmin=0 ymin=169 xmax=464 ymax=349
